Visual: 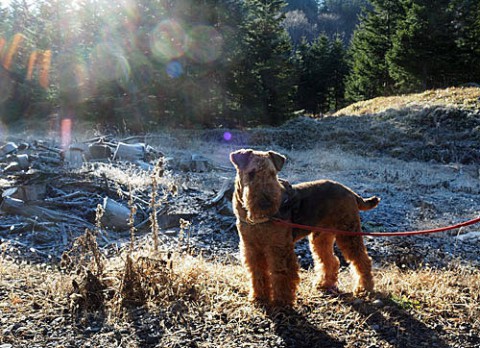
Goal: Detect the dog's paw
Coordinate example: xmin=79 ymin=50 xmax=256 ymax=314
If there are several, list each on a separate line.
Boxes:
xmin=353 ymin=281 xmax=374 ymax=296
xmin=251 ymin=296 xmax=270 ymax=307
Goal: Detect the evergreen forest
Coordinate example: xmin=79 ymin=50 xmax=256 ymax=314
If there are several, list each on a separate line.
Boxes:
xmin=0 ymin=0 xmax=479 ymax=129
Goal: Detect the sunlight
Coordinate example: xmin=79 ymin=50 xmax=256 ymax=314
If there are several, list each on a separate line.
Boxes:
xmin=60 ymin=118 xmax=72 ymax=150
xmin=0 ymin=0 xmax=228 ymax=96
xmin=2 ymin=33 xmax=23 ymax=70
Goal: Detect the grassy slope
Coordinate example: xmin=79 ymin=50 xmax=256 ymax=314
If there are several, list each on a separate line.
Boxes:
xmin=334 ymin=87 xmax=480 ymax=116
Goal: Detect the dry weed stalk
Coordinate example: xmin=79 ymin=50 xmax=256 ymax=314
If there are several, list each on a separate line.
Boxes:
xmin=178 ymin=218 xmax=192 ymax=253
xmin=127 ymin=184 xmax=137 ymax=253
xmin=61 ymin=227 xmax=104 ymax=276
xmin=117 ymin=253 xmax=146 ymax=308
xmin=62 ymin=204 xmax=108 ymax=316
xmin=95 ymin=202 xmax=104 ymax=234
xmin=64 ymin=227 xmax=107 ymax=316
xmin=150 ymin=160 xmax=162 ymax=251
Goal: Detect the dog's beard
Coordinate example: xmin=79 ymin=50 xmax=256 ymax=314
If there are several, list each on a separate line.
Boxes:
xmin=242 ymin=185 xmax=281 ymax=223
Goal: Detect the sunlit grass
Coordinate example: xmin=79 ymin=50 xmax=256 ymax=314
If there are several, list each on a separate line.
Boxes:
xmin=336 ymin=87 xmax=480 ymax=116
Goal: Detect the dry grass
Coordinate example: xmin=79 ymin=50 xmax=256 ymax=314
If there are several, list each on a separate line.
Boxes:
xmin=335 ymin=87 xmax=480 ymax=116
xmin=1 ymin=241 xmax=479 ymax=347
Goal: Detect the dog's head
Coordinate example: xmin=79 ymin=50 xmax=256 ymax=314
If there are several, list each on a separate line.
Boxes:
xmin=230 ymin=149 xmax=286 ymax=223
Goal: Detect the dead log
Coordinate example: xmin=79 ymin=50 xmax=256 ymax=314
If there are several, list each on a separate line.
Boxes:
xmin=101 ymin=197 xmax=132 ymax=230
xmin=35 ymin=142 xmax=62 ymax=154
xmin=209 ymin=178 xmax=234 ymax=205
xmin=113 ymin=142 xmax=145 ymax=162
xmin=16 ymin=154 xmax=30 ymax=169
xmin=4 ymin=184 xmax=47 ymax=201
xmin=64 ymin=144 xmax=87 ymax=168
xmin=0 ymin=196 xmax=95 ymax=228
xmin=88 ymin=143 xmax=112 ymax=160
xmin=0 ymin=142 xmax=18 ymax=156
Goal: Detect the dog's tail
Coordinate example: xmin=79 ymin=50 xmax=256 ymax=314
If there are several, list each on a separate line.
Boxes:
xmin=355 ymin=195 xmax=381 ymax=211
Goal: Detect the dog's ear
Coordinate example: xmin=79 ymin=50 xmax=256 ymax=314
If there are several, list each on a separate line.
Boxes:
xmin=230 ymin=149 xmax=253 ymax=170
xmin=268 ymin=151 xmax=286 ymax=172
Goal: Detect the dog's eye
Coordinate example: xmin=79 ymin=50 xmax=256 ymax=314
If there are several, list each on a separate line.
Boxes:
xmin=248 ymin=170 xmax=256 ymax=181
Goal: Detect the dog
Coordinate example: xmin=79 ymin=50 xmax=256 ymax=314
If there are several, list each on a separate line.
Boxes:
xmin=230 ymin=149 xmax=380 ymax=306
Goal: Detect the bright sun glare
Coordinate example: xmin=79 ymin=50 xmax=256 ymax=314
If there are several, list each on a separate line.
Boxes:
xmin=0 ymin=0 xmax=228 ymax=143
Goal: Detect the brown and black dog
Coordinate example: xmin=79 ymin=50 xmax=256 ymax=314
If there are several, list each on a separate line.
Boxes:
xmin=230 ymin=149 xmax=380 ymax=306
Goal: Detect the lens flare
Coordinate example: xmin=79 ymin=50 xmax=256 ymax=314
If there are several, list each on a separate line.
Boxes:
xmin=61 ymin=118 xmax=72 ymax=150
xmin=166 ymin=60 xmax=183 ymax=78
xmin=3 ymin=33 xmax=24 ymax=70
xmin=187 ymin=25 xmax=223 ymax=63
xmin=91 ymin=42 xmax=131 ymax=85
xmin=39 ymin=50 xmax=51 ymax=89
xmin=150 ymin=19 xmax=187 ymax=62
xmin=223 ymin=132 xmax=232 ymax=141
xmin=0 ymin=37 xmax=6 ymax=57
xmin=26 ymin=51 xmax=37 ymax=80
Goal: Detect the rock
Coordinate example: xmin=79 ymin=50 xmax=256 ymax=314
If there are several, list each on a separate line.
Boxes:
xmin=191 ymin=154 xmax=210 ymax=172
xmin=136 ymin=160 xmax=154 ymax=171
xmin=3 ymin=161 xmax=22 ymax=172
xmin=145 ymin=144 xmax=164 ymax=161
xmin=372 ymin=299 xmax=384 ymax=308
xmin=10 ymin=184 xmax=47 ymax=202
xmin=0 ymin=196 xmax=25 ymax=214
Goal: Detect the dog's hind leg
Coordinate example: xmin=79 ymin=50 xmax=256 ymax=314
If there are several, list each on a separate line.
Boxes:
xmin=336 ymin=234 xmax=374 ymax=294
xmin=309 ymin=232 xmax=340 ymax=291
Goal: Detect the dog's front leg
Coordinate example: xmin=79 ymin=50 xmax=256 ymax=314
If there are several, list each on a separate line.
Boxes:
xmin=240 ymin=238 xmax=271 ymax=304
xmin=267 ymin=244 xmax=299 ymax=306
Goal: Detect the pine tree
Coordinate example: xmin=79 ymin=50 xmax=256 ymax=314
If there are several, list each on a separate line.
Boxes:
xmin=387 ymin=0 xmax=458 ymax=91
xmin=345 ymin=0 xmax=403 ymax=102
xmin=229 ymin=0 xmax=295 ymax=126
xmin=327 ymin=36 xmax=348 ymax=111
xmin=318 ymin=0 xmax=370 ymax=42
xmin=284 ymin=0 xmax=318 ymax=22
xmin=295 ymin=34 xmax=330 ymax=114
xmin=295 ymin=34 xmax=349 ymax=114
xmin=451 ymin=0 xmax=480 ymax=83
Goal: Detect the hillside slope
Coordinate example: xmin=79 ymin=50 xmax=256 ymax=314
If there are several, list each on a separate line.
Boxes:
xmin=335 ymin=87 xmax=480 ymax=116
xmin=199 ymin=87 xmax=480 ymax=164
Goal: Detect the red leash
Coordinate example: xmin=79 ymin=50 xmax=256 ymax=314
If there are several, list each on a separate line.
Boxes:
xmin=271 ymin=216 xmax=480 ymax=237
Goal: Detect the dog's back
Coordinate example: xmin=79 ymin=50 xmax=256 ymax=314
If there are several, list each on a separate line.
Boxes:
xmin=291 ymin=179 xmax=379 ymax=229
